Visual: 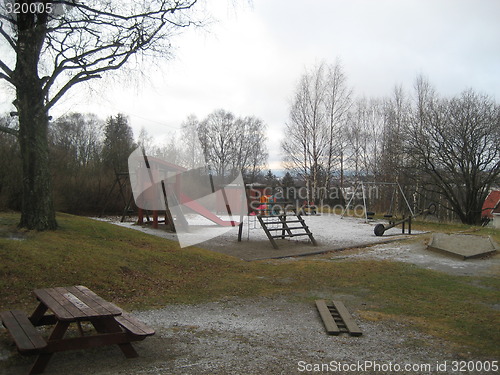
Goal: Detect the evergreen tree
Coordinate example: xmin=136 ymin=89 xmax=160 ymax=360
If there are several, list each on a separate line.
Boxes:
xmin=102 ymin=114 xmax=136 ymax=173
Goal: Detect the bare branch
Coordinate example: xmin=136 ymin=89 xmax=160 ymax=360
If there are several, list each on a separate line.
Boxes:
xmin=0 ymin=21 xmax=16 ymax=50
xmin=0 ymin=124 xmax=19 ymax=137
xmin=46 ymin=73 xmax=101 ymax=110
xmin=0 ymin=59 xmax=13 ymax=84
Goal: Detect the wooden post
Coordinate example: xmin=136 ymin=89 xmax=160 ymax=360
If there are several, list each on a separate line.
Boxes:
xmin=153 ymin=211 xmax=158 ymax=229
xmin=137 ymin=208 xmax=144 ymax=224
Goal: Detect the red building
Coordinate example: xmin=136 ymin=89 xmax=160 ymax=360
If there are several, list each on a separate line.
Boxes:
xmin=482 ymin=190 xmax=500 ymax=219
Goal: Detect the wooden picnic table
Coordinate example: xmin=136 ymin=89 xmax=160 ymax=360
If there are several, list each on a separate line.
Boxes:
xmin=0 ymin=285 xmax=154 ymax=374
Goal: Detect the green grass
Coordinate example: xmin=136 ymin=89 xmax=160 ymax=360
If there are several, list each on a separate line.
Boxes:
xmin=0 ymin=212 xmax=498 ymax=358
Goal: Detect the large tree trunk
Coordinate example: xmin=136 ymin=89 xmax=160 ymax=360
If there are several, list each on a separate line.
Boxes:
xmin=17 ymin=92 xmax=57 ymax=230
xmin=14 ymin=12 xmax=57 ymax=230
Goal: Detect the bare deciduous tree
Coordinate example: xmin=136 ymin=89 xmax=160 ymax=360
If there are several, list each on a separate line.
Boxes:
xmin=198 ymin=109 xmax=268 ymax=183
xmin=180 ymin=114 xmax=205 ymax=169
xmin=232 ymin=116 xmax=268 ymax=181
xmin=407 ymin=78 xmax=500 ymax=225
xmin=324 ymin=61 xmax=352 ymax=190
xmin=198 ymin=109 xmax=237 ymax=181
xmin=380 ymin=85 xmax=411 ymax=181
xmin=0 ymin=0 xmax=202 ymax=229
xmin=282 ymin=61 xmax=351 ymax=201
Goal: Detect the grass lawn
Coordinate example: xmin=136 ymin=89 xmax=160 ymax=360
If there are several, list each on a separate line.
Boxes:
xmin=0 ymin=212 xmax=498 ymax=358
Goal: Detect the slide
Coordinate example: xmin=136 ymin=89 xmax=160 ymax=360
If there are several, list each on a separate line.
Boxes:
xmin=179 ymin=193 xmax=239 ymax=227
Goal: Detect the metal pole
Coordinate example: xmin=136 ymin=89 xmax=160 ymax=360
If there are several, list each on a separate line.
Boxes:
xmin=341 ymin=183 xmax=358 ymax=218
xmin=362 ymin=182 xmax=368 ymax=223
xmin=398 ymin=182 xmax=414 ymax=216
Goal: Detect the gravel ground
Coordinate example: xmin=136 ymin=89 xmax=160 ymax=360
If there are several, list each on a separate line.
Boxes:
xmin=1 ymin=296 xmax=484 ymax=375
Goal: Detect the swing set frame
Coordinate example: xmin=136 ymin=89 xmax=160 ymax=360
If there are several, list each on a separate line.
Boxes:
xmin=341 ymin=182 xmax=414 ymax=222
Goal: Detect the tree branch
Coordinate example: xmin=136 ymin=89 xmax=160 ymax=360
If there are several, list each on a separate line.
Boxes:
xmin=0 ymin=125 xmax=19 ymax=137
xmin=46 ymin=73 xmax=101 ymax=110
xmin=74 ymin=0 xmax=198 ymax=22
xmin=0 ymin=21 xmax=16 ymax=50
xmin=0 ymin=72 xmax=13 ymax=85
xmin=0 ymin=57 xmax=14 ymax=84
xmin=0 ymin=58 xmax=13 ymax=78
xmin=0 ymin=13 xmax=16 ymax=25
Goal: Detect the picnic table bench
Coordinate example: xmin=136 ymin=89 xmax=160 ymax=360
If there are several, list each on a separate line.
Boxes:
xmin=0 ymin=285 xmax=154 ymax=374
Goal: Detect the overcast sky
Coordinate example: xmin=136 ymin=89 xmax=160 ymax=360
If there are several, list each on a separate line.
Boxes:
xmin=2 ymin=0 xmax=499 ymax=170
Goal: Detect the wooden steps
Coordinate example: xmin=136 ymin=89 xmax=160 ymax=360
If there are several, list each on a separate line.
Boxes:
xmin=257 ymin=214 xmax=317 ymax=249
xmin=315 ymin=300 xmax=362 ymax=336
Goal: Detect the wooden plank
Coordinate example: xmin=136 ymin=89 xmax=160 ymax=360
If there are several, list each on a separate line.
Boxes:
xmin=29 ymin=303 xmax=49 ymax=326
xmin=53 ymin=287 xmax=99 ymax=319
xmin=34 ymin=286 xmax=121 ymax=320
xmin=332 ymin=300 xmax=362 ymax=336
xmin=315 ymin=300 xmax=340 ymax=335
xmin=71 ymin=286 xmax=121 ymax=316
xmin=296 ymin=214 xmax=318 ymax=246
xmin=0 ymin=310 xmax=47 ymax=353
xmin=46 ymin=287 xmax=95 ymax=319
xmin=265 ymin=226 xmax=306 ymax=231
xmin=271 ymin=233 xmax=310 ymax=238
xmin=257 ymin=216 xmax=279 ymax=249
xmin=33 ymin=289 xmax=74 ymax=321
xmin=115 ymin=313 xmax=155 ymax=336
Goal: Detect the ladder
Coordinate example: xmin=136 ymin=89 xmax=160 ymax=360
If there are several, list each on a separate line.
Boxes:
xmin=257 ymin=214 xmax=317 ymax=249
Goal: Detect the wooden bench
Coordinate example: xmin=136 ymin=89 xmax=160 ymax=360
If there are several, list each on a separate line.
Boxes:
xmin=0 ymin=310 xmax=47 ymax=354
xmin=115 ymin=313 xmax=155 ymax=338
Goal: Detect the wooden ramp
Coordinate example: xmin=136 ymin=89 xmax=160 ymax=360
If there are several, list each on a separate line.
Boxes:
xmin=315 ymin=300 xmax=362 ymax=336
xmin=257 ymin=214 xmax=317 ymax=249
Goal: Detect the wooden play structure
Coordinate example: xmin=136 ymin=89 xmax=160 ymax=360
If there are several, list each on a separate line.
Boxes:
xmin=129 ymin=151 xmax=239 ymax=232
xmin=127 ymin=149 xmax=316 ymax=249
xmin=99 ymin=172 xmax=135 ymax=221
xmin=238 ymin=189 xmax=317 ymax=249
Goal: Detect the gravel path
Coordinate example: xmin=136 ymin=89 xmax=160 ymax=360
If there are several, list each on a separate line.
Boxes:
xmin=0 ymin=296 xmax=478 ymax=375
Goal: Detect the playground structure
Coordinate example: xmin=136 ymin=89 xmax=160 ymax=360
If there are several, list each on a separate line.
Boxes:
xmin=373 ymin=203 xmax=436 ymax=236
xmin=128 ymin=150 xmax=240 ymax=233
xmin=341 ymin=181 xmax=414 ymax=222
xmin=100 ymin=172 xmax=135 ymax=221
xmin=239 ymin=187 xmax=317 ymax=249
xmin=122 ymin=147 xmax=317 ymax=249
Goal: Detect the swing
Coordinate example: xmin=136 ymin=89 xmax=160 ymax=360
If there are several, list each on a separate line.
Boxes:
xmin=341 ymin=182 xmax=414 ymax=223
xmin=362 ymin=183 xmax=375 ymax=220
xmin=383 ymin=186 xmax=397 ymax=220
